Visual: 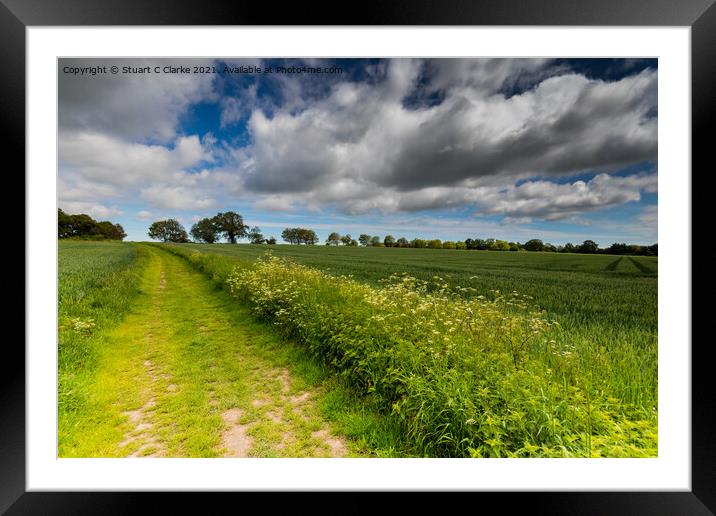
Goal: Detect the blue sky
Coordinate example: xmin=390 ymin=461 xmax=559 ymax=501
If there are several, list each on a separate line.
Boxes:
xmin=58 ymin=58 xmax=657 ymax=245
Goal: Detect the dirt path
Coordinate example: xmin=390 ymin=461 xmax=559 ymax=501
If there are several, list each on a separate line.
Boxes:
xmin=90 ymin=245 xmax=354 ymax=458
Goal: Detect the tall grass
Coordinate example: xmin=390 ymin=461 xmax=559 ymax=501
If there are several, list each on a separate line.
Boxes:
xmin=58 ymin=241 xmax=145 ymax=445
xmin=166 ymin=243 xmax=658 ymax=409
xmin=161 ymin=244 xmax=657 ymax=457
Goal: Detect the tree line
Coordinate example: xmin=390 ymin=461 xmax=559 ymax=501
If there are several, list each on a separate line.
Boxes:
xmin=58 ymin=209 xmax=127 ymax=240
xmin=146 ymin=212 xmax=657 ymax=256
xmin=324 ymin=233 xmax=658 ymax=256
xmin=148 ymin=212 xmax=276 ymax=244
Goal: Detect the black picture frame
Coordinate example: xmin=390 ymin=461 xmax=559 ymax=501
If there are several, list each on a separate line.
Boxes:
xmin=5 ymin=0 xmax=712 ymax=513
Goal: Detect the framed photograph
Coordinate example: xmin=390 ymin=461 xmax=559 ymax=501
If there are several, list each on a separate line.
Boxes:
xmin=6 ymin=0 xmax=712 ymax=513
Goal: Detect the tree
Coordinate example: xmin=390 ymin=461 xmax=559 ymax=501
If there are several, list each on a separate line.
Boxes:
xmin=340 ymin=234 xmax=353 ymax=246
xmin=358 ymin=234 xmax=371 ymax=246
xmin=578 ymin=239 xmax=599 ymax=254
xmin=58 ymin=209 xmax=125 ymax=240
xmin=455 ymin=241 xmax=466 ymax=250
xmin=411 ymin=238 xmax=426 ymax=248
xmin=442 ymin=241 xmax=455 ymax=249
xmin=282 ymin=227 xmax=318 ymax=245
xmin=281 ymin=228 xmax=297 ymax=244
xmin=384 ymin=235 xmax=395 ymax=247
xmin=248 ymin=226 xmax=265 ymax=244
xmin=524 ymin=239 xmax=544 ymax=252
xmin=427 ymin=239 xmax=442 ymax=249
xmin=148 ymin=219 xmax=189 ymax=243
xmin=563 ymin=242 xmax=575 ymax=253
xmin=215 ymin=211 xmax=248 ymax=244
xmin=491 ymin=239 xmax=510 ymax=251
xmin=327 ymin=232 xmax=342 ymax=245
xmin=190 ymin=217 xmax=220 ymax=243
xmin=266 ymin=236 xmax=277 ymax=245
xmin=473 ymin=239 xmax=488 ymax=250
xmin=302 ymin=228 xmax=319 ymax=245
xmin=95 ymin=221 xmax=127 ymax=240
xmin=396 ymin=237 xmax=409 ymax=248
xmin=370 ymin=235 xmax=382 ymax=246
xmin=58 ymin=209 xmax=74 ymax=238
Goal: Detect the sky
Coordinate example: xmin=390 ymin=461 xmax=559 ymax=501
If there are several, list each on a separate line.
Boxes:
xmin=58 ymin=58 xmax=658 ymax=245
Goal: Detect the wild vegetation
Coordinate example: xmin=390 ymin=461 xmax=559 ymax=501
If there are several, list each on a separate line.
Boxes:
xmin=58 ymin=241 xmax=144 ymax=452
xmin=161 ymin=243 xmax=658 ymax=457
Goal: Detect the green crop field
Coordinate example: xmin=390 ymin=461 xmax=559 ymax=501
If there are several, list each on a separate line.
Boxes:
xmin=58 ymin=241 xmax=145 ymax=454
xmin=167 ymin=243 xmax=657 ymax=331
xmin=159 ymin=242 xmax=658 ymax=457
xmin=59 ymin=241 xmax=658 ymax=458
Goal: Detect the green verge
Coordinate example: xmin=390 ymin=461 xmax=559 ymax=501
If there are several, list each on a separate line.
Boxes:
xmin=58 ymin=241 xmax=146 ymax=455
xmin=159 ymin=243 xmax=657 ymax=458
xmin=166 ymin=243 xmax=658 ymax=411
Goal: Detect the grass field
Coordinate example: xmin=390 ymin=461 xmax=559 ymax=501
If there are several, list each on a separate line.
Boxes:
xmin=58 ymin=240 xmax=145 ymax=453
xmin=167 ymin=244 xmax=658 ymax=405
xmin=59 ymin=241 xmax=658 ymax=457
xmin=160 ymin=243 xmax=658 ymax=457
xmin=168 ymin=243 xmax=657 ymax=330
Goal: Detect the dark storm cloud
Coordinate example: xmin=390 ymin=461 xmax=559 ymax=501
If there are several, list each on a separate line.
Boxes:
xmin=59 ymin=58 xmax=216 ymax=143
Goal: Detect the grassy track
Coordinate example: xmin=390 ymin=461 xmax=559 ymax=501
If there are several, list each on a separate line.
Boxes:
xmin=59 ymin=243 xmax=406 ymax=457
xmin=166 ymin=244 xmax=658 ymax=410
xmin=59 ymin=241 xmax=657 ymax=457
xmin=161 ymin=243 xmax=657 ymax=457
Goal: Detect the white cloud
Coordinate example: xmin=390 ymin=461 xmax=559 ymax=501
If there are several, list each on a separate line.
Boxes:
xmin=60 ymin=201 xmax=124 ymax=219
xmin=140 ymin=185 xmax=215 ymax=211
xmin=474 ymin=173 xmax=657 ymax=220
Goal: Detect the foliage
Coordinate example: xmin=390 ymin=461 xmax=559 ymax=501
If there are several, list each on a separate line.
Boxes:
xmin=220 ymin=253 xmax=656 ymax=457
xmin=58 ymin=209 xmax=126 ymax=240
xmin=282 ymin=227 xmax=319 ymax=245
xmin=248 ymin=226 xmax=265 ymax=244
xmin=148 ymin=219 xmax=189 ymax=242
xmin=190 ymin=217 xmax=221 ymax=243
xmin=215 ymin=211 xmax=249 ymax=243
